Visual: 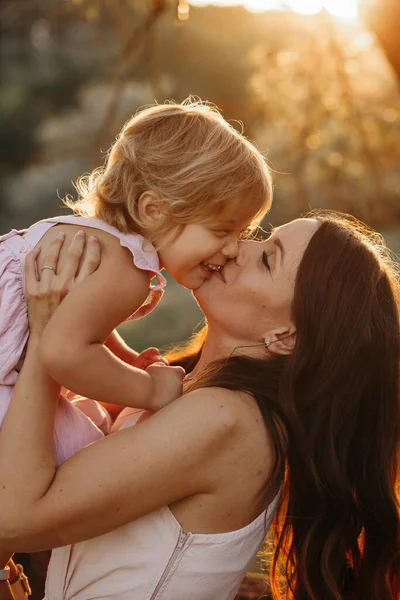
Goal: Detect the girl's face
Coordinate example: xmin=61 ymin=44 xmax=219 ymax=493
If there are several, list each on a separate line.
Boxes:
xmin=194 ymin=219 xmax=319 ymax=345
xmin=158 ymin=221 xmax=247 ymax=290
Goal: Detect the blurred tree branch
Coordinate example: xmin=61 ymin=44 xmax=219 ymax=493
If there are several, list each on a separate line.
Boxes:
xmin=91 ymin=0 xmax=167 ymax=158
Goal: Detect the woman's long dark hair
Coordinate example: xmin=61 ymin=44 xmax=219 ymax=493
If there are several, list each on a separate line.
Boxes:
xmin=167 ymin=211 xmax=400 ymax=600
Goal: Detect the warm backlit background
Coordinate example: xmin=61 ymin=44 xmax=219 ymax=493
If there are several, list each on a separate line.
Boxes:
xmin=1 ymin=0 xmax=400 ymax=354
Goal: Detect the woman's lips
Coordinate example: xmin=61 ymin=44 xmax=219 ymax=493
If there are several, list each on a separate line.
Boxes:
xmin=212 ymin=266 xmax=225 ymax=283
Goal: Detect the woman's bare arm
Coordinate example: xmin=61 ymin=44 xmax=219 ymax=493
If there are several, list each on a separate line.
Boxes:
xmin=0 ymin=376 xmax=239 ymax=553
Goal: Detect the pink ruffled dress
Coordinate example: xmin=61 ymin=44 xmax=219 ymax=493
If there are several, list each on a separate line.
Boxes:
xmin=0 ymin=215 xmax=166 ymax=464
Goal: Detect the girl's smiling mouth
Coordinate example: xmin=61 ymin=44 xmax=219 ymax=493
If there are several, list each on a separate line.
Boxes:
xmin=200 ymin=262 xmax=226 ymax=282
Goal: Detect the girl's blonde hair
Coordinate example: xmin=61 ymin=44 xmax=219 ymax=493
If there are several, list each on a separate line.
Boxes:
xmin=65 ymin=98 xmax=273 ymax=247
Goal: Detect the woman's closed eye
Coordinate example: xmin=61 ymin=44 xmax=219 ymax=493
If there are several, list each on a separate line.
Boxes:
xmin=262 ymin=250 xmax=271 ymax=271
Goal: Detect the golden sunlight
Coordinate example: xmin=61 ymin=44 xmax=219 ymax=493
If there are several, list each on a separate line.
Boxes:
xmin=190 ymin=0 xmax=360 ymax=21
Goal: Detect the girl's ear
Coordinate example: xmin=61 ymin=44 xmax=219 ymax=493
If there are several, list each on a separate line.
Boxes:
xmin=137 ymin=191 xmax=165 ymax=228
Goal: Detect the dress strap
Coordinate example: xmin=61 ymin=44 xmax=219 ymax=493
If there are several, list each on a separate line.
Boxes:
xmin=0 ymin=222 xmax=55 ymax=256
xmin=23 ymin=222 xmax=57 ymax=248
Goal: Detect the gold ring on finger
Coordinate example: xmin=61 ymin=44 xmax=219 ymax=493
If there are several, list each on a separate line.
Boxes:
xmin=41 ymin=266 xmax=56 ymax=272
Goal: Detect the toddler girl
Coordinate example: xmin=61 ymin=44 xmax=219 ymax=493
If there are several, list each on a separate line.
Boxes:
xmin=0 ymin=99 xmax=272 ymax=465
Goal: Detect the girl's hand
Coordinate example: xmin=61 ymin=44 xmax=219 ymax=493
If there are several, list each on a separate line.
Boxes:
xmin=25 ymin=231 xmax=101 ymax=337
xmin=146 ymin=362 xmax=185 ymax=411
xmin=131 ymin=347 xmax=169 ymax=370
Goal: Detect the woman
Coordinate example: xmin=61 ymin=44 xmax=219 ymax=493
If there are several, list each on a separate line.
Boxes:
xmin=0 ymin=210 xmax=399 ymax=600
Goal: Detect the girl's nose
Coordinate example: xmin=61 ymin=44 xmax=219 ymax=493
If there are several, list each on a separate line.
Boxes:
xmin=221 ymin=236 xmax=239 ymax=259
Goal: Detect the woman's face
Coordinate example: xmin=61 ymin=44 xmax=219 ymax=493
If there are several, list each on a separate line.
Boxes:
xmin=194 ymin=218 xmax=319 ymax=347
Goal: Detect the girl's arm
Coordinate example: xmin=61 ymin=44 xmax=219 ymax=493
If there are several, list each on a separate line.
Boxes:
xmin=105 ymin=330 xmax=139 ymax=364
xmin=39 ymin=233 xmax=183 ymax=412
xmin=102 ymin=333 xmax=168 ymax=420
xmin=105 ymin=330 xmax=168 ymax=371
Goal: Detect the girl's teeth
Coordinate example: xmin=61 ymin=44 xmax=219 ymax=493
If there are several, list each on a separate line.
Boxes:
xmin=203 ymin=263 xmax=221 ymax=271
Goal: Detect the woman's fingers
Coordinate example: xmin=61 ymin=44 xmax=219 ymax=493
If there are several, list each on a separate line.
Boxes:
xmin=24 ymin=230 xmax=100 ymax=335
xmin=39 ymin=232 xmax=65 ymax=286
xmin=76 ymin=236 xmax=101 ymax=283
xmin=56 ymin=232 xmax=100 ymax=291
xmin=25 ymin=244 xmax=59 ymax=336
xmin=25 ymin=246 xmax=41 ymax=296
xmin=57 ymin=230 xmax=86 ymax=287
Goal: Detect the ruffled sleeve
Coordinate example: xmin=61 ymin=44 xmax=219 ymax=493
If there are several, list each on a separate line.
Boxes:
xmin=0 ymin=231 xmax=29 ymax=385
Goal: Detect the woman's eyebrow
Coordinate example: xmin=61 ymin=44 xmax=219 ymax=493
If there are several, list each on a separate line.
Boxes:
xmin=273 ymin=237 xmax=285 ymax=263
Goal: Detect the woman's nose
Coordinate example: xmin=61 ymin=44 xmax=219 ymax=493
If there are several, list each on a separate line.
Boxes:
xmin=235 ymin=239 xmax=259 ymax=266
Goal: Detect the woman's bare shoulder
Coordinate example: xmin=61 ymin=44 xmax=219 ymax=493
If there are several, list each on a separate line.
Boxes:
xmin=172 ymin=386 xmax=275 ymax=521
xmin=180 ymin=386 xmax=264 ymax=436
xmin=184 ymin=385 xmax=259 ymax=411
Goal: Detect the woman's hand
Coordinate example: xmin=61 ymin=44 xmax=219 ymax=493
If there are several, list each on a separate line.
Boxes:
xmin=25 ymin=231 xmax=101 ymax=337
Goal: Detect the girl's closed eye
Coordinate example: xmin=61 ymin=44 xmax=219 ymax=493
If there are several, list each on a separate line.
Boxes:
xmin=214 ymin=226 xmax=251 ymax=238
xmin=240 ymin=227 xmax=253 ymax=239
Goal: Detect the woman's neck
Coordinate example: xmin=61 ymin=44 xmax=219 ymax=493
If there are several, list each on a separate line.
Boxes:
xmin=188 ymin=328 xmax=264 ymax=381
xmin=189 ymin=335 xmax=229 ymax=378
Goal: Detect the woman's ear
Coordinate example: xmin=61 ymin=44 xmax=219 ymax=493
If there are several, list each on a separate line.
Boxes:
xmin=137 ymin=191 xmax=165 ymax=228
xmin=263 ymin=325 xmax=296 ymax=356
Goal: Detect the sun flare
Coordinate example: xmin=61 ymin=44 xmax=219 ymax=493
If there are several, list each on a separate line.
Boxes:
xmin=189 ymin=0 xmax=360 ymax=21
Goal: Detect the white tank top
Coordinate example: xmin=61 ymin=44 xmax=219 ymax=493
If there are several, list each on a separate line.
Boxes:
xmin=45 ymin=498 xmax=278 ymax=600
xmin=45 ymin=410 xmax=279 ymax=600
